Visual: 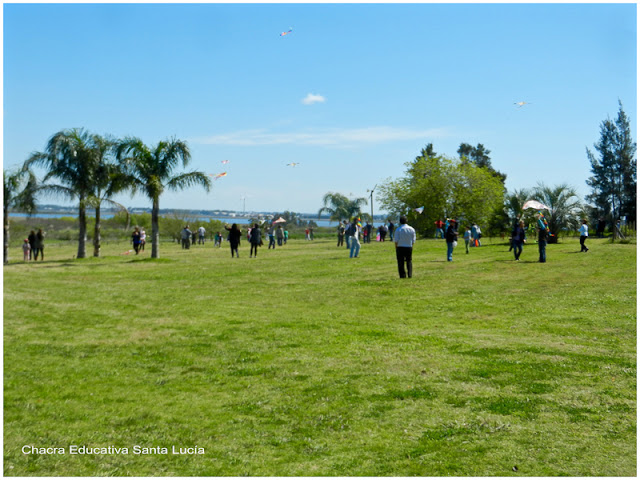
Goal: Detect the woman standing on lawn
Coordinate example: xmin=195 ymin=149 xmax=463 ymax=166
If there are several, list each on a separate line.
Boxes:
xmin=225 ymin=224 xmax=242 ymax=258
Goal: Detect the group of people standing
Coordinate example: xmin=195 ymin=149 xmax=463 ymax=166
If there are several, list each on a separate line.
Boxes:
xmin=23 ymin=229 xmax=45 ymax=261
xmin=223 ymin=223 xmax=288 ymax=258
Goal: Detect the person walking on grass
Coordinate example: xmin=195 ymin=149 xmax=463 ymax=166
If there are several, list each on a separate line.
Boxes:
xmin=181 ymin=225 xmax=192 ymax=250
xmin=348 ymin=218 xmax=361 ymax=258
xmin=139 ymin=228 xmax=146 ymax=252
xmin=276 ymin=225 xmax=284 ymax=246
xmin=538 ymin=215 xmax=549 ymax=263
xmin=268 ymin=226 xmax=276 ymax=249
xmin=445 ymin=219 xmax=458 ymax=262
xmin=132 ymin=227 xmax=142 ymax=254
xmin=34 ymin=228 xmax=45 ymax=261
xmin=337 ymin=222 xmax=345 ymax=247
xmin=225 ymin=224 xmax=242 ymax=258
xmin=28 ymin=230 xmax=36 ymax=261
xmin=512 ymin=220 xmax=526 ymax=261
xmin=249 ymin=223 xmax=262 ymax=258
xmin=22 ymin=239 xmax=31 ymax=262
xmin=198 ymin=226 xmax=206 ymax=244
xmin=579 ymin=219 xmax=589 ymax=252
xmin=394 ymin=215 xmax=416 ymax=278
xmin=284 ymin=229 xmax=288 ymax=244
xmin=463 ymin=226 xmax=471 ymax=254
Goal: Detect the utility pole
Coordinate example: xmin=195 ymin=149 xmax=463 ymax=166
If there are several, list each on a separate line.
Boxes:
xmin=368 ymin=184 xmax=377 ymax=224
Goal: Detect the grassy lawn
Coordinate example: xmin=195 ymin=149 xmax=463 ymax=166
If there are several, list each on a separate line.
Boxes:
xmin=3 ymin=236 xmax=636 ymax=476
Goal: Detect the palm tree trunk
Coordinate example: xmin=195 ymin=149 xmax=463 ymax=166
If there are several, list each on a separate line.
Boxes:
xmin=151 ymin=199 xmax=160 ymax=259
xmin=77 ymin=201 xmax=87 ymax=259
xmin=4 ymin=204 xmax=10 ymax=264
xmin=93 ymin=205 xmax=101 ymax=257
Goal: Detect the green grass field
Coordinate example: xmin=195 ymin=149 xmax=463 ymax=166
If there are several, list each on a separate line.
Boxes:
xmin=3 ymin=236 xmax=636 ymax=476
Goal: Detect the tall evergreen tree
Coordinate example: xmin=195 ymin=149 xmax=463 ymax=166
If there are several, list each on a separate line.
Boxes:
xmin=586 ymin=101 xmax=637 ymax=225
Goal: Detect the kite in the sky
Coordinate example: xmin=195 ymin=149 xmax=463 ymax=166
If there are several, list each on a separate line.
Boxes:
xmin=414 ymin=206 xmax=425 ymax=214
xmin=522 ymin=199 xmax=550 ymax=211
xmin=221 ymin=160 xmax=229 ymax=165
xmin=280 ymin=28 xmax=293 ymax=37
xmin=286 ymin=163 xmax=300 ymax=167
xmin=209 ymin=172 xmax=228 ymax=180
xmin=514 ymin=101 xmax=532 ymax=108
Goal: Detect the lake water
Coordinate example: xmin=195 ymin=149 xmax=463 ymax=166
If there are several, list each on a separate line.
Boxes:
xmin=12 ymin=212 xmax=341 ymax=228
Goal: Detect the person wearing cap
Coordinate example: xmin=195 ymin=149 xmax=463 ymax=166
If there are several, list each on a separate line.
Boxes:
xmin=394 ymin=215 xmax=416 ymax=278
xmin=445 ymin=219 xmax=458 ymax=262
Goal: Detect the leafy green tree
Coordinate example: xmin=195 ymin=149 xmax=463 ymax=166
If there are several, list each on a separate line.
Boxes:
xmin=3 ymin=167 xmax=37 ymax=264
xmin=116 ymin=137 xmax=211 ymax=258
xmin=25 ymin=129 xmax=103 ymax=258
xmin=532 ymin=183 xmax=583 ymax=243
xmin=586 ymin=101 xmax=637 ymax=226
xmin=318 ymin=192 xmax=367 ymax=222
xmin=377 ymin=154 xmax=504 ymax=236
xmin=457 ymin=142 xmax=506 ymax=183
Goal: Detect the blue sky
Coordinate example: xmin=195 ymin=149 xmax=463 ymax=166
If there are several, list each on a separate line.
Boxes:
xmin=3 ymin=2 xmax=637 ymax=215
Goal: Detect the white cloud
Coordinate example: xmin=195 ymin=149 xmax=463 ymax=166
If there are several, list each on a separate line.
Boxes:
xmin=191 ymin=126 xmax=450 ymax=147
xmin=301 ymin=93 xmax=326 ymax=105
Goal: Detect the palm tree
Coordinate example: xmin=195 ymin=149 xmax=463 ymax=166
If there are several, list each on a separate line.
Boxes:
xmin=25 ymin=129 xmax=99 ymax=259
xmin=318 ymin=192 xmax=367 ymax=222
xmin=85 ymin=135 xmax=131 ymax=257
xmin=116 ymin=137 xmax=211 ymax=258
xmin=532 ymin=183 xmax=583 ymax=243
xmin=506 ymin=188 xmax=531 ymax=225
xmin=3 ymin=167 xmax=37 ymax=264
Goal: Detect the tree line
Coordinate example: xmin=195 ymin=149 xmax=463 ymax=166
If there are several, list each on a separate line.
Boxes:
xmin=4 ymin=128 xmax=211 ymax=263
xmin=369 ymin=102 xmax=636 ymax=241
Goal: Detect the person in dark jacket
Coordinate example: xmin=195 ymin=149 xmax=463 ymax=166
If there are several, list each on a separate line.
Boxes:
xmin=34 ymin=229 xmax=45 ymax=261
xmin=249 ymin=223 xmax=261 ymax=258
xmin=28 ymin=230 xmax=37 ymax=261
xmin=512 ymin=220 xmax=526 ymax=261
xmin=445 ymin=219 xmax=458 ymax=262
xmin=225 ymin=224 xmax=242 ymax=258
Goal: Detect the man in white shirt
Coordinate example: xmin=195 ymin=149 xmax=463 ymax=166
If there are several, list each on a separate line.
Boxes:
xmin=394 ymin=215 xmax=416 ymax=278
xmin=198 ymin=226 xmax=206 ymax=244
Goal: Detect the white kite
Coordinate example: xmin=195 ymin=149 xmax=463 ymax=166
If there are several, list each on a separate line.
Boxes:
xmin=414 ymin=206 xmax=425 ymax=214
xmin=514 ymin=101 xmax=532 ymax=108
xmin=522 ymin=199 xmax=551 ymax=211
xmin=287 ymin=163 xmax=301 ymax=167
xmin=221 ymin=160 xmax=230 ymax=165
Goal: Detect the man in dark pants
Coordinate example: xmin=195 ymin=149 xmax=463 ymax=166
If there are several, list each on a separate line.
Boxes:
xmin=538 ymin=216 xmax=548 ymax=263
xmin=394 ymin=216 xmax=416 ymax=278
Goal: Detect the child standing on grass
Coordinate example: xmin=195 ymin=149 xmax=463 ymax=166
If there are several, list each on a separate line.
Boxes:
xmin=22 ymin=239 xmax=31 ymax=261
xmin=463 ymin=226 xmax=471 ymax=254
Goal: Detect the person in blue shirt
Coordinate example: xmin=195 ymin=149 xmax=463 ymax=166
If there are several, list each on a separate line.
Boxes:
xmin=394 ymin=215 xmax=416 ymax=278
